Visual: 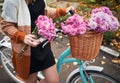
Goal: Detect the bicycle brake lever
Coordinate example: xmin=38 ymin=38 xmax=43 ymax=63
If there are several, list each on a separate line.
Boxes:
xmin=69 ymin=10 xmax=74 ymax=15
xmin=39 ymin=37 xmax=49 ymax=48
xmin=39 ymin=37 xmax=47 ymax=43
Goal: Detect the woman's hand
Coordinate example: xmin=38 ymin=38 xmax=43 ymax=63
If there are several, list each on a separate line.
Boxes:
xmin=24 ymin=34 xmax=40 ymax=47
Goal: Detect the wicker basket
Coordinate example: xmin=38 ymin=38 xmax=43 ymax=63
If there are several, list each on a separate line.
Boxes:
xmin=69 ymin=31 xmax=103 ymax=60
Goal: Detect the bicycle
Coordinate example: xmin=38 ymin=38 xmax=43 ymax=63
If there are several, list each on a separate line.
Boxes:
xmin=0 ymin=30 xmax=119 ymax=83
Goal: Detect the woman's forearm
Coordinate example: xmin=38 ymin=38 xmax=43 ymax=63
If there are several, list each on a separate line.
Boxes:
xmin=45 ymin=7 xmax=66 ymax=18
xmin=0 ymin=18 xmax=26 ymax=43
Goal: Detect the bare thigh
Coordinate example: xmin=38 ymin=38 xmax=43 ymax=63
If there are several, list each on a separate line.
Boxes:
xmin=43 ymin=64 xmax=59 ymax=83
xmin=24 ymin=72 xmax=38 ymax=83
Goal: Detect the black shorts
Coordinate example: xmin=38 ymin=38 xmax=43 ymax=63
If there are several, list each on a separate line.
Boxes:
xmin=30 ymin=42 xmax=55 ymax=74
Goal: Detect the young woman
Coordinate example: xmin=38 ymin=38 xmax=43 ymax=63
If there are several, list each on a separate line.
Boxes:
xmin=0 ymin=0 xmax=74 ymax=83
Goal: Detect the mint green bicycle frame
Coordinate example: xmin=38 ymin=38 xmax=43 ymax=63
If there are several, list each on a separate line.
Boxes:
xmin=57 ymin=47 xmax=94 ymax=83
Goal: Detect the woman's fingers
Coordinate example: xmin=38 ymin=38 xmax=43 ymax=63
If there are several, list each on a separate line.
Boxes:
xmin=29 ymin=41 xmax=40 ymax=47
xmin=31 ymin=39 xmax=40 ymax=47
xmin=26 ymin=39 xmax=40 ymax=47
xmin=24 ymin=34 xmax=40 ymax=47
xmin=27 ymin=34 xmax=37 ymax=41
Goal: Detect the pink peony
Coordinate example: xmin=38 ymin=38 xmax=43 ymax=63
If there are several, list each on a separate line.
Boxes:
xmin=35 ymin=15 xmax=56 ymax=42
xmin=88 ymin=6 xmax=119 ymax=32
xmin=61 ymin=14 xmax=87 ymax=35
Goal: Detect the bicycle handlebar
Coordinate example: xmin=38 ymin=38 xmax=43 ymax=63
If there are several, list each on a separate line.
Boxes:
xmin=69 ymin=10 xmax=75 ymax=15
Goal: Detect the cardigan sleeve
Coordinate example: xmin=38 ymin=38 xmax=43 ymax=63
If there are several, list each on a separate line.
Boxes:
xmin=0 ymin=18 xmax=26 ymax=43
xmin=45 ymin=7 xmax=66 ymax=18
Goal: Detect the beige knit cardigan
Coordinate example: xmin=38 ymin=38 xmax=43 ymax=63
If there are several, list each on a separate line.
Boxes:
xmin=0 ymin=0 xmax=66 ymax=80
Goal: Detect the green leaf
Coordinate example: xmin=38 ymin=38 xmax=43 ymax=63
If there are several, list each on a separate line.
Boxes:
xmin=90 ymin=0 xmax=96 ymax=2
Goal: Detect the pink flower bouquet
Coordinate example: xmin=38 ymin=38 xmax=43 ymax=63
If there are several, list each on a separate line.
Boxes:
xmin=35 ymin=15 xmax=56 ymax=42
xmin=61 ymin=14 xmax=87 ymax=35
xmin=61 ymin=6 xmax=119 ymax=35
xmin=18 ymin=15 xmax=56 ymax=59
xmin=87 ymin=6 xmax=119 ymax=32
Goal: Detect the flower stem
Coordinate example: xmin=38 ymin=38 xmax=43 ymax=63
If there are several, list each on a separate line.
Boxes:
xmin=17 ymin=27 xmax=39 ymax=59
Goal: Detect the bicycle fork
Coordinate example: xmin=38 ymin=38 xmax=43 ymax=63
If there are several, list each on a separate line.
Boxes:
xmin=78 ymin=61 xmax=104 ymax=83
xmin=79 ymin=61 xmax=94 ymax=83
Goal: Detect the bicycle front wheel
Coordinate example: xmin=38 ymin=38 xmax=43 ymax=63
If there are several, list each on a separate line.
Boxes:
xmin=0 ymin=47 xmax=25 ymax=83
xmin=67 ymin=70 xmax=119 ymax=83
